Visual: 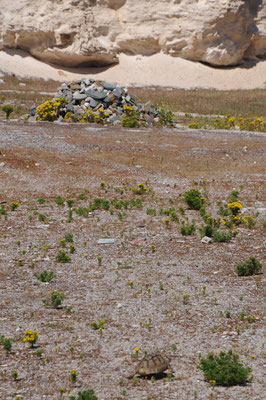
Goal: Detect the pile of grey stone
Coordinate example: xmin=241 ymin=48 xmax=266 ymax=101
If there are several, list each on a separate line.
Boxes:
xmin=32 ymin=78 xmax=159 ymax=126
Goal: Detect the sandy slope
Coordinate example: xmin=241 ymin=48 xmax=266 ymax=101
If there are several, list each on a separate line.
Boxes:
xmin=0 ymin=49 xmax=266 ymax=89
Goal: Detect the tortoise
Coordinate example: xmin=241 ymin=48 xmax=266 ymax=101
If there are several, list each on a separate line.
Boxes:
xmin=127 ymin=352 xmax=173 ymax=379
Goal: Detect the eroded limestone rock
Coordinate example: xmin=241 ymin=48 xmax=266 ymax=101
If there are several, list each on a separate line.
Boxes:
xmin=0 ymin=0 xmax=265 ymax=67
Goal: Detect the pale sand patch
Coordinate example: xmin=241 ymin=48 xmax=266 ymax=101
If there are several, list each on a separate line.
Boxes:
xmin=0 ymin=49 xmax=266 ymax=89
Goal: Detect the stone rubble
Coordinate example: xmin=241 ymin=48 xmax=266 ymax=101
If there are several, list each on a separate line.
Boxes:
xmin=49 ymin=78 xmax=159 ymax=126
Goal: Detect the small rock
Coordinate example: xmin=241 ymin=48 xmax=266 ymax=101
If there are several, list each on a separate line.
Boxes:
xmin=19 ymin=82 xmax=26 ymax=87
xmin=98 ymin=238 xmax=115 ymax=244
xmin=0 ymin=162 xmax=6 ymax=167
xmin=201 ymin=236 xmax=212 ymax=243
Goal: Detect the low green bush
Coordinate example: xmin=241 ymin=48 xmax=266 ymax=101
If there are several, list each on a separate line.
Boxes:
xmin=179 ymin=222 xmax=195 ymax=236
xmin=184 ymin=189 xmax=204 ymax=210
xmin=56 ymin=250 xmax=71 ymax=263
xmin=69 ymin=389 xmax=98 ymax=400
xmin=2 ymin=104 xmax=14 ymax=120
xmin=236 ymin=257 xmax=262 ymax=276
xmin=35 ymin=270 xmax=56 ymax=283
xmin=213 ymin=231 xmax=235 ymax=242
xmin=197 ymin=350 xmax=252 ymax=386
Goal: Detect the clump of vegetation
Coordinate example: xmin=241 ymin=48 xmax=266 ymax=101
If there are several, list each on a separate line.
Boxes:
xmin=55 ymin=195 xmax=65 ymax=206
xmin=23 ymin=330 xmax=39 ymax=347
xmin=158 ymin=106 xmax=174 ymax=126
xmin=56 ymin=250 xmax=71 ymax=263
xmin=2 ymin=104 xmax=14 ymax=120
xmin=236 ymin=257 xmax=262 ymax=276
xmin=69 ymin=389 xmax=98 ymax=400
xmin=34 ymin=270 xmax=56 ymax=283
xmin=44 ymin=291 xmax=65 ymax=308
xmin=76 ymin=207 xmax=89 ymax=217
xmin=184 ymin=189 xmax=204 ymax=210
xmin=213 ymin=230 xmax=236 ymax=242
xmin=70 ymin=368 xmax=79 ymax=384
xmin=65 ymin=233 xmax=74 ymax=243
xmin=131 ymin=183 xmax=149 ymax=195
xmin=199 ymin=224 xmax=214 ymax=238
xmin=90 ymin=320 xmax=105 ymax=330
xmin=197 ymin=350 xmax=252 ymax=386
xmin=122 ymin=106 xmax=140 ymax=128
xmin=36 ymin=98 xmax=67 ymax=121
xmin=0 ymin=335 xmax=13 ymax=354
xmin=179 ymin=222 xmax=195 ymax=236
xmin=9 ymin=201 xmax=20 ymax=211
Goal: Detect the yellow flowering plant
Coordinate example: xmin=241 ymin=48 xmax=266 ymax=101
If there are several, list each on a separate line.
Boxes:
xmin=227 ymin=202 xmax=243 ymax=216
xmin=36 ymin=98 xmax=67 ymax=121
xmin=23 ymin=330 xmax=39 ymax=347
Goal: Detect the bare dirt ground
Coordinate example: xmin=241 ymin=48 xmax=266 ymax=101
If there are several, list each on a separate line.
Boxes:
xmin=0 ymin=120 xmax=265 ymax=400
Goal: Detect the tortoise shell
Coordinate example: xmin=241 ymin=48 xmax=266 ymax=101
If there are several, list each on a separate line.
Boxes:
xmin=127 ymin=352 xmax=173 ymax=378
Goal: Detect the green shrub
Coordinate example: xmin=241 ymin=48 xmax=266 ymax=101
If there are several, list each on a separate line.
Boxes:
xmin=0 ymin=336 xmax=12 ymax=354
xmin=56 ymin=250 xmax=71 ymax=263
xmin=184 ymin=189 xmax=204 ymax=210
xmin=229 ymin=190 xmax=239 ymax=202
xmin=146 ymin=208 xmax=156 ymax=216
xmin=158 ymin=106 xmax=174 ymax=125
xmin=179 ymin=222 xmax=195 ymax=236
xmin=122 ymin=115 xmax=139 ymax=128
xmin=213 ymin=231 xmax=234 ymax=242
xmin=75 ymin=207 xmax=89 ymax=217
xmin=236 ymin=257 xmax=262 ymax=276
xmin=2 ymin=104 xmax=14 ymax=120
xmin=35 ymin=270 xmax=56 ymax=283
xmin=38 ymin=213 xmax=46 ymax=222
xmin=197 ymin=350 xmax=252 ymax=386
xmin=37 ymin=198 xmax=46 ymax=204
xmin=55 ymin=195 xmax=65 ymax=206
xmin=200 ymin=224 xmax=214 ymax=238
xmin=49 ymin=290 xmax=65 ymax=308
xmin=65 ymin=233 xmax=74 ymax=243
xmin=69 ymin=389 xmax=98 ymax=400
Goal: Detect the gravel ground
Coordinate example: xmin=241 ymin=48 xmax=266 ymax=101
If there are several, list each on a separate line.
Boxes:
xmin=0 ymin=121 xmax=265 ymax=400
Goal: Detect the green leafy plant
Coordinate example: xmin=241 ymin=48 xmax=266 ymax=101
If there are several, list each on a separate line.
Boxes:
xmin=0 ymin=335 xmax=13 ymax=354
xmin=55 ymin=195 xmax=65 ymax=206
xmin=34 ymin=270 xmax=56 ymax=283
xmin=70 ymin=368 xmax=79 ymax=384
xmin=23 ymin=330 xmax=39 ymax=347
xmin=10 ymin=201 xmax=20 ymax=211
xmin=213 ymin=231 xmax=235 ymax=242
xmin=56 ymin=250 xmax=71 ymax=263
xmin=69 ymin=389 xmax=98 ymax=400
xmin=184 ymin=189 xmax=204 ymax=210
xmin=48 ymin=291 xmax=65 ymax=308
xmin=179 ymin=222 xmax=195 ymax=236
xmin=69 ymin=244 xmax=75 ymax=254
xmin=75 ymin=207 xmax=89 ymax=217
xmin=38 ymin=213 xmax=46 ymax=222
xmin=90 ymin=320 xmax=105 ymax=330
xmin=2 ymin=104 xmax=14 ymax=120
xmin=12 ymin=370 xmax=18 ymax=380
xmin=65 ymin=233 xmax=74 ymax=243
xmin=236 ymin=257 xmax=262 ymax=276
xmin=37 ymin=197 xmax=46 ymax=204
xmin=197 ymin=350 xmax=252 ymax=386
xmin=158 ymin=106 xmax=174 ymax=125
xmin=200 ymin=224 xmax=214 ymax=238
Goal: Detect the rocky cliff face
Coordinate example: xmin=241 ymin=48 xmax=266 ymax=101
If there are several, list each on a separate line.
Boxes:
xmin=0 ymin=0 xmax=265 ymax=67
